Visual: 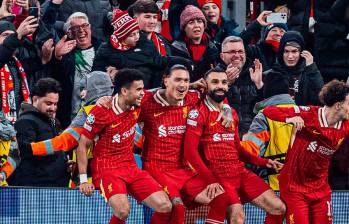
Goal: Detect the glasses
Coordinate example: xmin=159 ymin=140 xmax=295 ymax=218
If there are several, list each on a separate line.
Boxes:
xmin=69 ymin=23 xmax=90 ymax=33
xmin=222 ymin=50 xmax=245 ymax=55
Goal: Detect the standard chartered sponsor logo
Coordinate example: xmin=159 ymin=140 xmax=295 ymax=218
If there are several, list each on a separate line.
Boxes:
xmin=306 ymin=141 xmax=335 ymax=156
xmin=112 ymin=126 xmax=136 ymax=143
xmin=213 ymin=133 xmax=234 ymax=142
xmin=158 ymin=125 xmax=186 ymax=137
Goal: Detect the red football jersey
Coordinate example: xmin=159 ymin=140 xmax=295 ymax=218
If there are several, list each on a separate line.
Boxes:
xmin=139 ymin=90 xmax=200 ymax=170
xmin=185 ymin=96 xmax=245 ymax=178
xmin=263 ymin=105 xmax=349 ymax=194
xmin=83 ymin=94 xmax=141 ymax=170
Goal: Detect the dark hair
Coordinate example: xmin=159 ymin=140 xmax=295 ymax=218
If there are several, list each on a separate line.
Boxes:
xmin=319 ymin=80 xmax=349 ymax=107
xmin=130 ymin=0 xmax=159 ymax=17
xmin=161 ymin=64 xmax=189 ymax=88
xmin=31 ymin=78 xmax=61 ymax=97
xmin=114 ymin=68 xmax=145 ymax=94
xmin=203 ymin=67 xmax=226 ymax=79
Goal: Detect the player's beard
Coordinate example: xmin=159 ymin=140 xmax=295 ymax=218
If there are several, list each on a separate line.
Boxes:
xmin=208 ymin=89 xmax=227 ymax=103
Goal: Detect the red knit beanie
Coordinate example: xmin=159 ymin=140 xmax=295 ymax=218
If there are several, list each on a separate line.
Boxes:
xmin=197 ymin=0 xmax=222 ymax=13
xmin=180 ymin=5 xmax=207 ymax=31
xmin=111 ymin=9 xmax=139 ymax=41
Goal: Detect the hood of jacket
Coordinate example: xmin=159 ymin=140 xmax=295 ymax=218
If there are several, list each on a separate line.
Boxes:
xmin=253 ymin=94 xmax=295 ymax=113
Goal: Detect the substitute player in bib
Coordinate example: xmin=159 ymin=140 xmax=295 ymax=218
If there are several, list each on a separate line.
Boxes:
xmin=263 ymin=80 xmax=349 ymax=224
xmin=139 ymin=64 xmax=232 ymax=224
xmin=77 ymin=69 xmax=172 ymax=224
xmin=184 ymin=68 xmax=286 ymax=224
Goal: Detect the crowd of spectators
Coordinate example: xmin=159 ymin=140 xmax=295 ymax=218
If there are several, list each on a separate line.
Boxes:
xmin=0 ymin=0 xmax=348 ymax=191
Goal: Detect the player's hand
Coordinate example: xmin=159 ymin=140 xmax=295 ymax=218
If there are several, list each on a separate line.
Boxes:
xmin=206 ymin=183 xmax=225 ymax=199
xmin=256 ymin=10 xmax=273 ymax=26
xmin=218 ymin=105 xmax=233 ymax=128
xmin=286 ymin=116 xmax=304 ymax=131
xmin=301 ymin=50 xmax=314 ymax=66
xmin=226 ymin=63 xmax=240 ymax=85
xmin=190 ymin=78 xmax=207 ymax=93
xmin=96 ymin=96 xmax=112 ymax=109
xmin=79 ymin=182 xmax=95 ymax=196
xmin=266 ymin=159 xmax=283 ymax=172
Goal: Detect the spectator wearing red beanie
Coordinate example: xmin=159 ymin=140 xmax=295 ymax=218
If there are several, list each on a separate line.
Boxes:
xmin=197 ymin=0 xmax=239 ymax=48
xmin=171 ymin=5 xmax=219 ymax=81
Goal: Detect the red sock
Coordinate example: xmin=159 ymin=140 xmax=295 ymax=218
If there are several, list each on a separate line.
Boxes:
xmin=109 ymin=215 xmax=125 ymax=224
xmin=206 ymin=193 xmax=230 ymax=224
xmin=150 ymin=212 xmax=171 ymax=224
xmin=170 ymin=203 xmax=185 ymax=224
xmin=264 ymin=213 xmax=285 ymax=224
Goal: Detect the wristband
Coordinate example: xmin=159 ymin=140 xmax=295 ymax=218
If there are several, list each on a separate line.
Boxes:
xmin=79 ymin=174 xmax=88 ymax=184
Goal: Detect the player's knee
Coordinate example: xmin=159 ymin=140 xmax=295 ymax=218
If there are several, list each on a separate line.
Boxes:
xmin=114 ymin=205 xmax=130 ymax=220
xmin=269 ymin=199 xmax=286 ymax=215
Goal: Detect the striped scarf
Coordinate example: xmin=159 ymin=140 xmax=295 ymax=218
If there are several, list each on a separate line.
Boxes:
xmin=0 ymin=57 xmax=30 ymax=123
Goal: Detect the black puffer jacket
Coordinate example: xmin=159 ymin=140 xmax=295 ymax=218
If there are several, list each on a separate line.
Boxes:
xmin=240 ymin=21 xmax=279 ymax=71
xmin=42 ymin=0 xmax=111 ymax=41
xmin=8 ymin=103 xmax=69 ymax=187
xmin=92 ymin=33 xmax=168 ymax=88
xmin=171 ymin=37 xmax=219 ymax=82
xmin=216 ymin=60 xmax=263 ymax=136
xmin=267 ymin=31 xmax=324 ymax=106
xmin=207 ymin=16 xmax=239 ymax=49
xmin=314 ymin=0 xmax=349 ymax=82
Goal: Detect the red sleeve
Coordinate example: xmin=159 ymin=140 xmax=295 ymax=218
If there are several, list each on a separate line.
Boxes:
xmin=263 ymin=105 xmax=301 ymax=122
xmin=82 ymin=106 xmax=109 ymax=140
xmin=184 ymin=107 xmax=216 ymax=184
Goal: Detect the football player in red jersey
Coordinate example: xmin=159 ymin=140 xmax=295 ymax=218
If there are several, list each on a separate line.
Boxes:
xmin=77 ymin=69 xmax=173 ymax=224
xmin=184 ymin=68 xmax=286 ymax=224
xmin=138 ymin=64 xmax=233 ymax=224
xmin=263 ymin=80 xmax=349 ymax=224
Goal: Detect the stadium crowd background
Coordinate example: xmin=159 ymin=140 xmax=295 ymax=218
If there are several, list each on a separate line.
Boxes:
xmin=0 ymin=0 xmax=349 ymax=223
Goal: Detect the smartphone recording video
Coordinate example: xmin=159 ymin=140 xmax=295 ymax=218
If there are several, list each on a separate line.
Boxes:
xmin=28 ymin=7 xmax=39 ymax=19
xmin=266 ymin=13 xmax=287 ymax=24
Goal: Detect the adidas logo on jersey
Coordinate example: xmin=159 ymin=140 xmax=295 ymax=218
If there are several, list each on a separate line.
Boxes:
xmin=307 ymin=141 xmax=317 ymax=152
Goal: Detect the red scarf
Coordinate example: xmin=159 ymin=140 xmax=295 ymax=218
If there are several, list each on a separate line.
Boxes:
xmin=265 ymin=39 xmax=280 ymax=52
xmin=185 ymin=34 xmax=208 ymax=62
xmin=110 ymin=34 xmax=133 ymax=51
xmin=159 ymin=0 xmax=172 ymax=41
xmin=0 ymin=57 xmax=30 ymax=123
xmin=150 ymin=32 xmax=167 ymax=56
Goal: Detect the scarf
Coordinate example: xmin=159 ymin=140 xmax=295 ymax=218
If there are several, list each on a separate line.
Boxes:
xmin=0 ymin=57 xmax=30 ymax=123
xmin=265 ymin=39 xmax=280 ymax=52
xmin=110 ymin=34 xmax=133 ymax=51
xmin=207 ymin=17 xmax=222 ymax=39
xmin=185 ymin=34 xmax=209 ymax=61
xmin=159 ymin=0 xmax=172 ymax=41
xmin=150 ymin=32 xmax=167 ymax=56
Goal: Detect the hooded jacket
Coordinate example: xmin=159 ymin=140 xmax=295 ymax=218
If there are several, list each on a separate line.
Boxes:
xmin=266 ymin=31 xmax=324 ymax=106
xmin=8 ymin=103 xmax=70 ymax=187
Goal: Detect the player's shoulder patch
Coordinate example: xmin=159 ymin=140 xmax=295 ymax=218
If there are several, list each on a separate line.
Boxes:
xmin=86 ymin=114 xmax=95 ymax=124
xmin=188 ymin=109 xmax=199 ymax=119
xmin=299 ymin=106 xmax=310 ymax=111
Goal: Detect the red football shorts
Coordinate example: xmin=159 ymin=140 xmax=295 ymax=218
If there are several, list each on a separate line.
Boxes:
xmin=280 ymin=187 xmax=332 ymax=224
xmin=144 ymin=164 xmax=207 ymax=205
xmin=219 ymin=168 xmax=270 ymax=205
xmin=92 ymin=165 xmax=162 ymax=202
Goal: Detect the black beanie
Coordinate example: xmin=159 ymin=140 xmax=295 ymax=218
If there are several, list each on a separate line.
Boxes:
xmin=0 ymin=21 xmax=16 ymax=34
xmin=277 ymin=31 xmax=305 ymax=66
xmin=263 ymin=71 xmax=290 ymax=99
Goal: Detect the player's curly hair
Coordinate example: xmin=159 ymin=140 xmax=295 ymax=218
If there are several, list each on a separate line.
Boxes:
xmin=113 ymin=68 xmax=144 ymax=94
xmin=319 ymin=79 xmax=349 ymax=107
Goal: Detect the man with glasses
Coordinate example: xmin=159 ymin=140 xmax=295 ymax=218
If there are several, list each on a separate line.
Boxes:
xmin=216 ymin=36 xmax=264 ymax=135
xmin=41 ymin=0 xmax=103 ymax=128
